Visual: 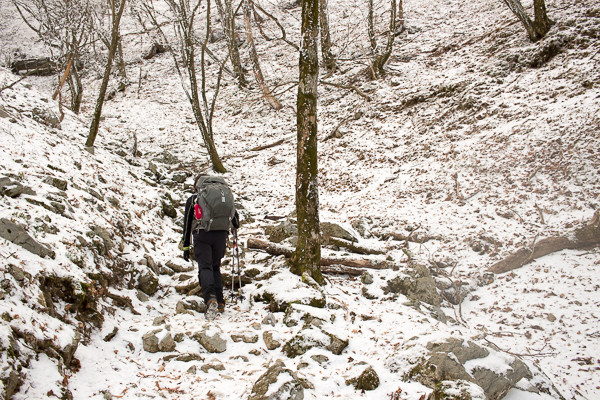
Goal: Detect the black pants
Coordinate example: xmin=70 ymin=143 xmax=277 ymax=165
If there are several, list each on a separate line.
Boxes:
xmin=193 ymin=230 xmax=228 ymax=304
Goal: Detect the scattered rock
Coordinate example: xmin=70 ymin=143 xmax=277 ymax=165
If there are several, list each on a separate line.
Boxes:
xmin=347 ymin=366 xmax=380 ymax=391
xmin=249 ymin=349 xmax=262 ymax=356
xmin=162 ymin=201 xmax=177 ymax=218
xmin=283 ymin=326 xmax=348 ymax=358
xmin=411 ymin=338 xmax=532 ymax=400
xmin=263 ymin=331 xmax=282 ymax=350
xmin=138 ymin=270 xmax=159 ymax=296
xmin=361 ymin=272 xmax=374 ymax=285
xmin=43 ymin=177 xmax=68 ymax=191
xmin=231 ymin=332 xmax=259 ymax=343
xmin=160 ymin=266 xmax=175 ymax=276
xmin=187 ymin=365 xmax=197 ymax=374
xmin=201 ymin=360 xmax=225 ymax=373
xmin=0 ymin=218 xmax=55 ymax=259
xmin=262 ymin=312 xmax=276 ymax=326
xmin=136 ymin=290 xmax=149 ymax=302
xmin=176 ymin=298 xmax=205 ymax=315
xmin=159 ymin=333 xmax=176 ymax=352
xmin=248 ymin=360 xmax=304 ymax=400
xmin=172 ymin=172 xmax=187 ymax=183
xmin=383 ymin=263 xmax=442 ymax=306
xmin=311 ymin=354 xmax=329 ymax=364
xmin=251 ymin=322 xmax=261 ymax=330
xmin=193 ymin=325 xmax=227 ymax=353
xmin=142 ymin=329 xmax=162 ymax=353
xmin=144 ymin=254 xmax=159 ymax=275
xmin=92 ymin=226 xmax=114 ymax=252
xmin=153 ymin=316 xmax=166 ymax=326
xmin=265 ymin=218 xmax=297 ymax=243
xmin=8 ymin=264 xmax=25 ymax=282
xmin=321 ymin=221 xmax=356 ymax=243
xmin=166 ymin=260 xmax=195 ymax=273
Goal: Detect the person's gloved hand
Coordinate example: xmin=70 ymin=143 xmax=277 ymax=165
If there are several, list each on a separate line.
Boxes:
xmin=232 ymin=211 xmax=240 ymax=229
xmin=183 ymin=249 xmax=190 ymax=262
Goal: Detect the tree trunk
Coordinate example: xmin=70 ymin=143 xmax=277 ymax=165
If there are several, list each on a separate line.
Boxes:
xmin=292 ymin=0 xmax=322 ymax=285
xmin=367 ymin=0 xmax=377 ymax=53
xmin=68 ymin=63 xmax=83 ymax=114
xmin=243 ymin=0 xmax=282 ymax=110
xmin=117 ymin=38 xmax=127 ymax=90
xmin=217 ymin=0 xmax=247 ymax=87
xmin=371 ymin=0 xmax=396 ymax=78
xmin=397 ymin=0 xmax=404 ymax=33
xmin=86 ymin=0 xmax=127 ymax=148
xmin=533 ymin=0 xmax=553 ymax=39
xmin=319 ymin=0 xmax=336 ymax=73
xmin=502 ymin=0 xmax=551 ymax=42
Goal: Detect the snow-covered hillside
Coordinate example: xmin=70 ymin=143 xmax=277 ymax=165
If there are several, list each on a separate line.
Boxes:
xmin=0 ymin=0 xmax=599 ymax=398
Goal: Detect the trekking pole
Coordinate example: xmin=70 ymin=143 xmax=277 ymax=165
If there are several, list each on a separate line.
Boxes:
xmin=229 ymin=230 xmax=237 ymax=301
xmin=235 ymin=229 xmax=244 ymax=300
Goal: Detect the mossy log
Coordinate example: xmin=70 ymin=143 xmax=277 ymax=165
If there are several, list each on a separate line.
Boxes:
xmin=247 ymin=238 xmax=390 ymax=270
xmin=489 ymin=211 xmax=599 ymax=274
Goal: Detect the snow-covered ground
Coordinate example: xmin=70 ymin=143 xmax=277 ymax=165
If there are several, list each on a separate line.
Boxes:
xmin=0 ymin=0 xmax=599 ymax=398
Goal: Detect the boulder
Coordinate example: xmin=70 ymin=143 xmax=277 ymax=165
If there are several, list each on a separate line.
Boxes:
xmin=383 ymin=264 xmax=442 ymax=306
xmin=142 ymin=329 xmax=162 ymax=353
xmin=248 ymin=360 xmax=304 ymax=400
xmin=176 ymin=298 xmax=205 ymax=315
xmin=265 ymin=218 xmax=297 ymax=243
xmin=347 ymin=366 xmax=379 ymax=391
xmin=0 ymin=218 xmax=55 ymax=259
xmin=172 ymin=172 xmax=187 ymax=183
xmin=193 ymin=325 xmax=227 ymax=353
xmin=43 ymin=177 xmax=68 ymax=191
xmin=253 ymin=272 xmax=326 ymax=312
xmin=138 ymin=270 xmax=159 ymax=296
xmin=263 ymin=331 xmax=282 ymax=350
xmin=92 ymin=226 xmax=114 ymax=252
xmin=320 ymin=221 xmax=356 ymax=243
xmin=159 ymin=333 xmax=176 ymax=352
xmin=283 ymin=326 xmax=348 ymax=358
xmin=162 ymin=201 xmax=177 ymax=218
xmin=411 ymin=338 xmax=532 ymax=400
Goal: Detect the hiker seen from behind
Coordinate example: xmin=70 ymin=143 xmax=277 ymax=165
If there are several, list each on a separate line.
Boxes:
xmin=182 ymin=174 xmax=239 ymax=321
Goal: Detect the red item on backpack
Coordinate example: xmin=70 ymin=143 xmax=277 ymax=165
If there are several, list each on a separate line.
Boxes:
xmin=194 ymin=204 xmax=202 ymax=219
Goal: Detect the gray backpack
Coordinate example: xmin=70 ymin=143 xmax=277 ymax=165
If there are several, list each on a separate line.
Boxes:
xmin=191 ymin=176 xmax=235 ymax=232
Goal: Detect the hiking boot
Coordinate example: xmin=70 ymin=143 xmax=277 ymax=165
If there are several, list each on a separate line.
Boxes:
xmin=205 ymin=297 xmax=218 ymax=321
xmin=218 ymin=303 xmax=225 ymax=313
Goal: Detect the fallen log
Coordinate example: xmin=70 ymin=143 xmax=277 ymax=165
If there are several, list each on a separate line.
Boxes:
xmin=11 ymin=57 xmax=56 ymax=76
xmin=328 ymin=237 xmax=385 ymax=255
xmin=321 ymin=264 xmax=365 ymax=276
xmin=489 ymin=211 xmax=600 ymax=274
xmin=247 ymin=237 xmax=390 ymax=270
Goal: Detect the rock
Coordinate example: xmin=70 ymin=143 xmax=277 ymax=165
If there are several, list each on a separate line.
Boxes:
xmin=172 ymin=172 xmax=187 ymax=183
xmin=193 ymin=325 xmax=227 ymax=353
xmin=411 ymin=338 xmax=532 ymax=400
xmin=107 ymin=196 xmax=120 ymax=208
xmin=262 ymin=312 xmax=276 ymax=326
xmin=248 ymin=360 xmax=304 ymax=400
xmin=347 ymin=366 xmax=380 ymax=390
xmin=138 ymin=270 xmax=159 ymax=296
xmin=283 ymin=303 xmax=332 ymax=328
xmin=174 ymin=333 xmax=185 ymax=343
xmin=148 ymin=162 xmax=158 ymax=174
xmin=310 ymin=355 xmax=329 ymax=364
xmin=142 ymin=329 xmax=162 ymax=353
xmin=144 ymin=254 xmax=159 ymax=275
xmin=254 ymin=272 xmax=326 ymax=312
xmin=162 ymin=201 xmax=177 ymax=218
xmin=231 ymin=332 xmax=259 ymax=343
xmin=176 ymin=298 xmax=205 ymax=315
xmin=92 ymin=226 xmax=114 ymax=252
xmin=32 ymin=106 xmax=60 ymax=128
xmin=249 ymin=349 xmax=262 ymax=356
xmin=178 ymin=274 xmax=194 ymax=281
xmin=201 ymin=360 xmax=225 ymax=373
xmin=251 ymin=322 xmax=261 ymax=330
xmin=172 ymin=353 xmax=204 ymax=362
xmin=8 ymin=264 xmax=25 ymax=282
xmin=429 ymin=380 xmax=485 ymax=400
xmin=43 ymin=177 xmax=68 ymax=191
xmin=0 ymin=218 xmax=55 ymax=259
xmin=263 ymin=331 xmax=281 ymax=350
xmin=351 ymin=218 xmax=371 ymax=238
xmin=361 ymin=272 xmax=374 ymax=285
xmin=283 ymin=326 xmax=348 ymax=358
xmin=160 ymin=266 xmax=175 ymax=276
xmin=158 ymin=333 xmax=176 ymax=352
xmin=547 ymin=313 xmax=556 ymax=322
xmin=136 ymin=290 xmax=149 ymax=302
xmin=153 ymin=316 xmax=166 ymax=326
xmin=430 ymin=306 xmax=448 ymax=324
xmin=162 ymin=150 xmax=179 ymax=165
xmin=320 ymin=221 xmax=356 ymax=243
xmin=265 ymin=218 xmax=298 ymax=243
xmin=383 ymin=264 xmax=442 ymax=307
xmin=61 ymin=332 xmax=81 ymax=367
xmin=187 ymin=365 xmax=197 ymax=374
xmin=166 ymin=260 xmax=194 ymax=273
xmin=88 ymin=188 xmax=104 ymax=201
xmin=4 ymin=370 xmax=23 ymax=400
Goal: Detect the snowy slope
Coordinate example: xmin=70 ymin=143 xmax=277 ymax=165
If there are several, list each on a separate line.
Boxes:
xmin=1 ymin=0 xmax=599 ymax=398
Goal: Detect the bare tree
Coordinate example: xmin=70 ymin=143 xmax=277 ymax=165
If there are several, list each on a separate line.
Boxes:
xmin=85 ymin=0 xmax=127 ymax=148
xmin=319 ymin=0 xmax=336 ymax=74
xmin=502 ymin=0 xmax=552 ymax=42
xmin=397 ymin=0 xmax=404 ymax=33
xmin=292 ymin=0 xmax=323 ymax=285
xmin=367 ymin=0 xmax=396 ymax=79
xmin=140 ymin=0 xmax=228 ymax=172
xmin=12 ymin=0 xmax=94 ymax=113
xmin=242 ymin=0 xmax=282 ymax=110
xmin=215 ymin=0 xmax=247 ymax=87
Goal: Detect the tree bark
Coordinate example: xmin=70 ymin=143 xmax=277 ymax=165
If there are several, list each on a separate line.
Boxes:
xmin=367 ymin=0 xmax=377 ymax=53
xmin=502 ymin=0 xmax=552 ymax=42
xmin=397 ymin=0 xmax=404 ymax=33
xmin=371 ymin=0 xmax=396 ymax=78
xmin=242 ymin=0 xmax=282 ymax=110
xmin=319 ymin=0 xmax=336 ymax=73
xmin=68 ymin=63 xmax=83 ymax=114
xmin=86 ymin=0 xmax=127 ymax=148
xmin=489 ymin=211 xmax=600 ymax=274
xmin=216 ymin=0 xmax=247 ymax=87
xmin=292 ymin=0 xmax=322 ymax=284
